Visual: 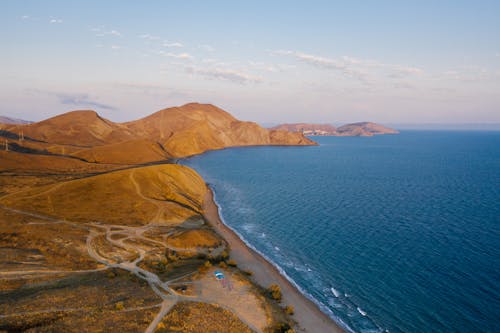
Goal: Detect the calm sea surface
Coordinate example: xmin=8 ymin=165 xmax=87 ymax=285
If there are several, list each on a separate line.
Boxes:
xmin=182 ymin=131 xmax=500 ymax=333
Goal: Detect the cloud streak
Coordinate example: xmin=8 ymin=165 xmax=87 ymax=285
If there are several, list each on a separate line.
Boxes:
xmin=164 ymin=52 xmax=193 ymax=60
xmin=274 ymin=50 xmax=424 ymax=83
xmin=163 ymin=42 xmax=184 ymax=48
xmin=185 ymin=66 xmax=262 ymax=84
xmin=57 ymin=93 xmax=116 ymax=110
xmin=93 ymin=28 xmax=122 ymax=37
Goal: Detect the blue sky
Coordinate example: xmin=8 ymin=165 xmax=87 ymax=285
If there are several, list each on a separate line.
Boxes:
xmin=2 ymin=0 xmax=500 ymax=124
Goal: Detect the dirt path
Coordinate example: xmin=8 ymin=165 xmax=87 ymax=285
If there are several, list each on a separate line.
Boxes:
xmin=0 ymin=180 xmax=262 ymax=333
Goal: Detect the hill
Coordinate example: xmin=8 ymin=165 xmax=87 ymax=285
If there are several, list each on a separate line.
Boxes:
xmin=8 ymin=110 xmax=136 ymax=147
xmin=335 ymin=122 xmax=399 ymax=136
xmin=271 ymin=122 xmax=399 ymax=136
xmin=124 ymin=103 xmax=315 ymax=157
xmin=270 ymin=123 xmax=337 ymax=135
xmin=2 ymin=103 xmax=315 ymax=161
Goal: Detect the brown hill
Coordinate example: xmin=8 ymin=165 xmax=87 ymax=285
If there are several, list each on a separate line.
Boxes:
xmin=270 ymin=123 xmax=337 ymax=134
xmin=124 ymin=103 xmax=316 ymax=157
xmin=335 ymin=122 xmax=399 ymax=136
xmin=0 ymin=164 xmax=207 ymax=225
xmin=7 ymin=110 xmax=135 ymax=147
xmin=71 ymin=139 xmax=171 ymax=164
xmin=3 ymin=103 xmax=315 ymax=161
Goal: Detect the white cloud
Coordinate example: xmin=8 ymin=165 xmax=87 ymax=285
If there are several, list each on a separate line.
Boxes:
xmin=139 ymin=34 xmax=161 ymax=40
xmin=165 ymin=52 xmax=193 ymax=60
xmin=163 ymin=42 xmax=184 ymax=48
xmin=21 ymin=15 xmax=30 ymax=20
xmin=275 ymin=50 xmax=424 ymax=83
xmin=198 ymin=44 xmax=215 ymax=52
xmin=111 ymin=45 xmax=121 ymax=50
xmin=92 ymin=28 xmax=122 ymax=37
xmin=50 ymin=18 xmax=63 ymax=24
xmin=185 ymin=66 xmax=262 ymax=84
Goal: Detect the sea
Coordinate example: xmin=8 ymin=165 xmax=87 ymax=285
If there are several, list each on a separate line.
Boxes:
xmin=182 ymin=131 xmax=500 ymax=333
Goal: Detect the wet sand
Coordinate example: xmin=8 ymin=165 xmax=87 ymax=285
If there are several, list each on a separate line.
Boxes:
xmin=202 ymin=188 xmax=344 ymax=333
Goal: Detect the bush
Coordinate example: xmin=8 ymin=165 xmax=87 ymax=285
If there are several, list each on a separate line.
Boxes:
xmin=285 ymin=305 xmax=294 ymax=315
xmin=204 ymin=260 xmax=212 ymax=268
xmin=242 ymin=269 xmax=253 ymax=276
xmin=227 ymin=259 xmax=237 ymax=267
xmin=219 ymin=261 xmax=227 ymax=269
xmin=115 ymin=301 xmax=124 ymax=311
xmin=268 ymin=284 xmax=282 ymax=301
xmin=274 ymin=322 xmax=293 ymax=333
xmin=220 ymin=250 xmax=229 ymax=260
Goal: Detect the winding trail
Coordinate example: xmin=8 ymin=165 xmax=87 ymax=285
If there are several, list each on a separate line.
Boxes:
xmin=0 ymin=175 xmax=252 ymax=333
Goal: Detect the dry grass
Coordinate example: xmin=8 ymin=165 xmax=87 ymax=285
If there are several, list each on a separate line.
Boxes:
xmin=0 ymin=269 xmax=159 ymax=333
xmin=167 ymin=229 xmax=222 ymax=249
xmin=0 ymin=164 xmax=207 ymax=226
xmin=0 ymin=210 xmax=96 ymax=271
xmin=156 ymin=301 xmax=254 ymax=333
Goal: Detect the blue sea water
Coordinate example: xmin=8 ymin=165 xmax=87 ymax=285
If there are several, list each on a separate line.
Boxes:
xmin=182 ymin=131 xmax=500 ymax=333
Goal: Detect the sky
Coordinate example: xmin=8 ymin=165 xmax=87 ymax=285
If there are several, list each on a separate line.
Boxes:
xmin=2 ymin=0 xmax=500 ymax=125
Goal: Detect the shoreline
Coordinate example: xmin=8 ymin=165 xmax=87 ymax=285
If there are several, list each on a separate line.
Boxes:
xmin=202 ymin=187 xmax=345 ymax=333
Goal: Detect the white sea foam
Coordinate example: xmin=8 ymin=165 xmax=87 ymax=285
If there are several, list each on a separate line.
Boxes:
xmin=331 ymin=287 xmax=340 ymax=297
xmin=210 ymin=187 xmax=358 ymax=333
xmin=274 ymin=246 xmax=280 ymax=251
xmin=357 ymin=307 xmax=367 ymax=316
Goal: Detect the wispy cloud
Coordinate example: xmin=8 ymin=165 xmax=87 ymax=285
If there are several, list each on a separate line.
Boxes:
xmin=92 ymin=27 xmax=122 ymax=37
xmin=274 ymin=50 xmax=424 ymax=83
xmin=185 ymin=66 xmax=262 ymax=84
xmin=57 ymin=93 xmax=116 ymax=110
xmin=49 ymin=18 xmax=63 ymax=24
xmin=139 ymin=34 xmax=161 ymax=40
xmin=110 ymin=45 xmax=121 ymax=50
xmin=163 ymin=42 xmax=184 ymax=48
xmin=21 ymin=15 xmax=30 ymax=20
xmin=198 ymin=44 xmax=215 ymax=52
xmin=164 ymin=52 xmax=193 ymax=60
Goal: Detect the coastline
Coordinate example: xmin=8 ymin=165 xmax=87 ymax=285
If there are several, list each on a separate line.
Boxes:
xmin=202 ymin=187 xmax=345 ymax=333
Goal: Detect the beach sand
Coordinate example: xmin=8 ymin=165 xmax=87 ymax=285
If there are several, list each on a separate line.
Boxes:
xmin=203 ymin=189 xmax=345 ymax=333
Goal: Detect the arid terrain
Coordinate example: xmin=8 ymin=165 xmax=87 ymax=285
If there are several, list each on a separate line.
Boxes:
xmin=0 ymin=104 xmax=318 ymax=333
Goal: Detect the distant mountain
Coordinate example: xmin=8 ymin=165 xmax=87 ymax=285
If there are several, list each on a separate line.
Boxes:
xmin=336 ymin=122 xmax=399 ymax=136
xmin=270 ymin=122 xmax=399 ymax=137
xmin=270 ymin=123 xmax=337 ymax=135
xmin=1 ymin=103 xmax=316 ymax=162
xmin=0 ymin=116 xmax=32 ymax=125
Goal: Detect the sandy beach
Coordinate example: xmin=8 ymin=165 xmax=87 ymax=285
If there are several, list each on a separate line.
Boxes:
xmin=203 ymin=188 xmax=345 ymax=333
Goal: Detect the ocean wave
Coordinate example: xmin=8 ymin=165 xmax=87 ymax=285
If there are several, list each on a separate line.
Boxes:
xmin=210 ymin=187 xmax=358 ymax=333
xmin=357 ymin=307 xmax=367 ymax=316
xmin=331 ymin=287 xmax=340 ymax=297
